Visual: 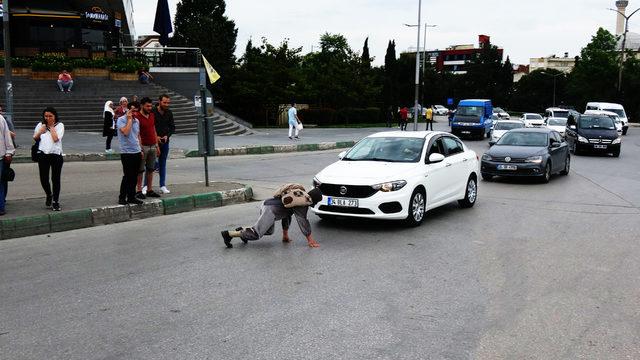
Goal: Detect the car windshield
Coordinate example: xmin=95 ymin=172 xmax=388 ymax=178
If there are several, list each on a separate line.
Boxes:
xmin=494 ymin=107 xmax=504 ymax=113
xmin=548 ymin=118 xmax=567 ymax=126
xmin=494 ymin=122 xmax=524 ymax=130
xmin=579 ymin=116 xmax=615 ymax=130
xmin=343 ymin=137 xmax=425 ymax=163
xmin=551 ymin=110 xmax=569 ymax=119
xmin=603 ymin=108 xmax=625 ymax=118
xmin=457 ymin=106 xmax=483 ymax=117
xmin=496 ymin=132 xmax=548 ymax=146
xmin=526 ymin=114 xmax=543 ymax=120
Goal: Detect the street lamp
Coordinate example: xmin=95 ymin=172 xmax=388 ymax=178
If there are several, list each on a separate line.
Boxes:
xmin=405 ymin=23 xmax=437 ymax=113
xmin=404 ymin=0 xmax=421 ymax=131
xmin=541 ymin=71 xmax=563 ymax=107
xmin=608 ymin=6 xmax=640 ymax=92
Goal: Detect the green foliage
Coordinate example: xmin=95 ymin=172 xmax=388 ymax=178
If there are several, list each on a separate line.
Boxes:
xmin=31 ymin=54 xmax=73 ymax=71
xmin=109 ymin=58 xmax=145 ymax=73
xmin=0 ymin=57 xmax=33 ymax=68
xmin=510 ymin=69 xmax=568 ymax=112
xmin=71 ymin=57 xmax=115 ymax=69
xmin=464 ymin=42 xmax=513 ymax=106
xmin=171 ymin=0 xmax=237 ymax=98
xmin=383 ymin=40 xmax=398 ymax=108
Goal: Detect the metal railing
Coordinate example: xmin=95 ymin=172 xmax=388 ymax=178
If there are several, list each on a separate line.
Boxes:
xmin=120 ymin=46 xmax=201 ymax=68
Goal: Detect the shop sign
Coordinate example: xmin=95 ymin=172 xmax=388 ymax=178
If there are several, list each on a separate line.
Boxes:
xmin=84 ymin=7 xmax=109 ymax=22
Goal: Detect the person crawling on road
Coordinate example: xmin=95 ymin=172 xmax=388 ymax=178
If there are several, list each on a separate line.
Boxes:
xmin=221 ymin=184 xmax=323 ymax=248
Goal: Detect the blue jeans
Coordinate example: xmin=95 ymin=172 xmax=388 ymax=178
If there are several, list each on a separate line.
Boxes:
xmin=158 ymin=140 xmax=169 ymax=187
xmin=0 ymin=161 xmax=6 ymax=211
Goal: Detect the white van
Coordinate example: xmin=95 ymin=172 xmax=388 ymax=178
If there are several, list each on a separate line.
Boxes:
xmin=544 ymin=107 xmax=571 ymax=119
xmin=586 ymin=102 xmax=629 ymax=135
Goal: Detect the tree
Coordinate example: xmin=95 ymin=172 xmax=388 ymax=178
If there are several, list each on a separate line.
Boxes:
xmin=511 ymin=69 xmax=567 ymax=112
xmin=464 ymin=40 xmax=512 ymax=106
xmin=171 ymin=0 xmax=237 ymax=98
xmin=382 ymin=40 xmax=398 ymax=108
xmin=361 ymin=37 xmax=372 ymax=69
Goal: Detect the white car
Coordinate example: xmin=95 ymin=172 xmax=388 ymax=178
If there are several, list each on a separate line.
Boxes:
xmin=545 ymin=117 xmax=568 ymax=137
xmin=489 ymin=120 xmax=525 ymax=145
xmin=521 ymin=113 xmax=545 ymax=127
xmin=584 ymin=110 xmax=623 ymax=136
xmin=433 ymin=105 xmax=449 ymax=116
xmin=312 ymin=131 xmax=479 ymax=226
xmin=493 ymin=107 xmax=510 ymax=119
xmin=586 ymin=102 xmax=629 ymax=135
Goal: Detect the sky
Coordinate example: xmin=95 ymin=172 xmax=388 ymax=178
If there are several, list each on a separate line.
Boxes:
xmin=133 ymin=0 xmax=633 ymax=66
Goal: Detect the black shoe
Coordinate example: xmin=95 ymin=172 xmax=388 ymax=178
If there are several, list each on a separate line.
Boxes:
xmin=236 ymin=227 xmax=248 ymax=244
xmin=128 ymin=198 xmax=144 ymax=205
xmin=45 ymin=195 xmax=52 ymax=207
xmin=135 ymin=191 xmax=146 ymax=200
xmin=118 ymin=198 xmax=128 ymax=205
xmin=146 ymin=190 xmax=161 ymax=198
xmin=222 ymin=231 xmax=233 ymax=248
xmin=52 ymin=202 xmax=61 ymax=211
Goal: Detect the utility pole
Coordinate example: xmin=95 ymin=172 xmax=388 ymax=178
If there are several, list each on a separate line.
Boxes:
xmin=412 ymin=0 xmax=422 ymax=131
xmin=420 ymin=24 xmax=437 ymax=109
xmin=2 ymin=0 xmax=13 ymax=126
xmin=609 ymin=6 xmax=640 ymax=92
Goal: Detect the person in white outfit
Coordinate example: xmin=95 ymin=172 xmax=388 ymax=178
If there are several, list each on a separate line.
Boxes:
xmin=288 ymin=103 xmax=302 ymax=140
xmin=33 ymin=107 xmax=65 ymax=211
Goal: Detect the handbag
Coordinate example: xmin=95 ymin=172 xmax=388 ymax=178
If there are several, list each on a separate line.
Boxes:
xmin=296 ymin=122 xmax=303 ymax=131
xmin=31 ymin=139 xmax=40 ymax=162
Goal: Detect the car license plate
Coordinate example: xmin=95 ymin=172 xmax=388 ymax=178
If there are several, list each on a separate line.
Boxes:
xmin=594 ymin=145 xmax=607 ymax=149
xmin=328 ymin=197 xmax=359 ymax=207
xmin=497 ymin=164 xmax=518 ymax=170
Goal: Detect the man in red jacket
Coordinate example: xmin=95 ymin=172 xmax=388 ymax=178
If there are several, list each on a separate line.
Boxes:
xmin=134 ymin=97 xmax=161 ymax=199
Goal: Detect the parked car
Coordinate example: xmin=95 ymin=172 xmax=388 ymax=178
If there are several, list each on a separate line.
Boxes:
xmin=520 ymin=113 xmax=545 ymax=127
xmin=312 ymin=131 xmax=479 ymax=226
xmin=545 ymin=117 xmax=568 ymax=137
xmin=565 ymin=114 xmax=621 ymax=157
xmin=544 ymin=107 xmax=571 ymax=120
xmin=433 ymin=105 xmax=449 ymax=116
xmin=586 ymin=102 xmax=629 ymax=135
xmin=489 ymin=119 xmax=525 ymax=146
xmin=481 ymin=128 xmax=570 ymax=183
xmin=584 ymin=110 xmax=623 ymax=136
xmin=451 ymin=99 xmax=494 ymax=140
xmin=493 ymin=107 xmax=510 ymax=119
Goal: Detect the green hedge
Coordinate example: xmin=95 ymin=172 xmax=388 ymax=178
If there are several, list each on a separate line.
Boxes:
xmin=1 ymin=55 xmax=144 ymax=73
xmin=0 ymin=57 xmax=33 ymax=68
xmin=299 ymin=107 xmax=382 ymax=126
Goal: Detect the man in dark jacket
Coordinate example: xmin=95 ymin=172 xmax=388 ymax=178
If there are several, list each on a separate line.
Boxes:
xmin=221 ymin=185 xmax=323 ymax=248
xmin=153 ymin=94 xmax=175 ymax=194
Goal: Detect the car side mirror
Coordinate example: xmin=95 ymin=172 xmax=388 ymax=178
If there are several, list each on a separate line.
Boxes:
xmin=428 ymin=153 xmax=445 ymax=164
xmin=550 ymin=141 xmax=561 ymax=148
xmin=338 ymin=151 xmax=347 ymax=160
xmin=569 ymin=125 xmax=576 ymax=130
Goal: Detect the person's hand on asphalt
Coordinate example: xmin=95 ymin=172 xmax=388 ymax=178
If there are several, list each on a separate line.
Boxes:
xmin=306 ymin=235 xmax=320 ymax=248
xmin=3 ymin=154 xmax=12 ymax=164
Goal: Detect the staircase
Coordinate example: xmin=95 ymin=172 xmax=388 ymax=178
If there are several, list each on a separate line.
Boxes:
xmin=0 ymin=77 xmax=252 ymax=135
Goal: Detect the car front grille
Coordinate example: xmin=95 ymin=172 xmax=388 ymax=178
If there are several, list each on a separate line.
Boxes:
xmin=318 ymin=206 xmax=375 ymax=215
xmin=588 ymin=139 xmax=613 ymax=144
xmin=318 ymin=184 xmax=378 ymax=198
xmin=491 ymin=157 xmax=527 ymax=163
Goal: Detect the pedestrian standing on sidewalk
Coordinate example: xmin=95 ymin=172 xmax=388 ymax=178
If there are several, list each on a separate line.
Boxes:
xmin=114 ymin=97 xmax=128 ymax=119
xmin=116 ymin=101 xmax=143 ymax=205
xmin=33 ymin=107 xmax=64 ymax=211
xmin=386 ymin=106 xmax=394 ymax=128
xmin=103 ymin=100 xmax=116 ymax=153
xmin=425 ymin=105 xmax=434 ymax=131
xmin=221 ymin=184 xmax=323 ymax=248
xmin=288 ymin=103 xmax=301 ymax=140
xmin=135 ymin=97 xmax=161 ymax=200
xmin=0 ymin=114 xmax=15 ymax=216
xmin=152 ymin=94 xmax=174 ymax=194
xmin=399 ymin=106 xmax=409 ymax=131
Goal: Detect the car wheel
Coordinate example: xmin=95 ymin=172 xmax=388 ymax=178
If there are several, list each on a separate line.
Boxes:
xmin=458 ymin=176 xmax=478 ymax=208
xmin=613 ymin=150 xmax=620 ymax=158
xmin=481 ymin=173 xmax=493 ymax=181
xmin=405 ymin=188 xmax=426 ymax=227
xmin=541 ymin=162 xmax=552 ymax=183
xmin=622 ymin=127 xmax=628 ymax=135
xmin=573 ymin=142 xmax=581 ymax=155
xmin=560 ymin=155 xmax=570 ymax=175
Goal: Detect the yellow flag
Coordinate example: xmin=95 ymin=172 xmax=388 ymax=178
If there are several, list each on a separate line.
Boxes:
xmin=202 ymin=55 xmax=221 ymax=84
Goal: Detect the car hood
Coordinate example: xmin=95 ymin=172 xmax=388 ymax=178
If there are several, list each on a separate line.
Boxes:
xmin=548 ymin=125 xmax=566 ymax=132
xmin=492 ymin=130 xmax=508 ymax=137
xmin=316 ymin=160 xmax=417 ymax=185
xmin=578 ymin=128 xmax=618 ymax=139
xmin=487 ymin=145 xmax=547 ymax=158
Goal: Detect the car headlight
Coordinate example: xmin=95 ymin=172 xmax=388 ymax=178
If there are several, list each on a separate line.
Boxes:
xmin=372 ymin=180 xmax=407 ymax=192
xmin=613 ymin=137 xmax=622 ymax=144
xmin=525 ymin=156 xmax=543 ymax=164
xmin=312 ymin=177 xmax=322 ymax=188
xmin=578 ymin=136 xmax=588 ymax=143
xmin=482 ymin=154 xmax=493 ymax=161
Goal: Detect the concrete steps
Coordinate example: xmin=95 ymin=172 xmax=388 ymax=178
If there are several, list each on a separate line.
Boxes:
xmin=0 ymin=77 xmax=253 ymax=135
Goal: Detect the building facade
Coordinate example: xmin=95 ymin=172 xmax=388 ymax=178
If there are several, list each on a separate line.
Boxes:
xmin=529 ymin=53 xmax=576 ymax=73
xmin=0 ymin=0 xmax=135 ymax=58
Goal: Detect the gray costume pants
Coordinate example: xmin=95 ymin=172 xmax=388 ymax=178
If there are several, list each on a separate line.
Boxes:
xmin=241 ymin=204 xmax=291 ymax=241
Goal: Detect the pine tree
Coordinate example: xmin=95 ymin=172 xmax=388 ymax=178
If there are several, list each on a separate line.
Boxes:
xmin=383 ymin=40 xmax=398 ymax=108
xmin=362 ymin=37 xmax=371 ymax=69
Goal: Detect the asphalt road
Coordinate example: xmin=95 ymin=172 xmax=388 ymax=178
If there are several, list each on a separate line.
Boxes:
xmin=1 ymin=130 xmax=640 ymax=359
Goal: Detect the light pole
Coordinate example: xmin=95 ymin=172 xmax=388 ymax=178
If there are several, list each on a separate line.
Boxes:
xmin=409 ymin=0 xmax=422 ymax=131
xmin=608 ymin=6 xmax=640 ymax=92
xmin=2 ymin=0 xmax=14 ymax=127
xmin=541 ymin=72 xmax=563 ymax=107
xmin=405 ymin=23 xmax=437 ymax=112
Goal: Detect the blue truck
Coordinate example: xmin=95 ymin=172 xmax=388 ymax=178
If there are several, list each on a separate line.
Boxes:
xmin=451 ymin=99 xmax=494 ymax=140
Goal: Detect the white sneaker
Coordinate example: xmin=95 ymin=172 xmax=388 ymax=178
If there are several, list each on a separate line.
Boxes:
xmin=142 ymin=186 xmax=148 ymax=195
xmin=105 ymin=149 xmax=114 ymax=153
xmin=160 ymin=186 xmax=171 ymax=194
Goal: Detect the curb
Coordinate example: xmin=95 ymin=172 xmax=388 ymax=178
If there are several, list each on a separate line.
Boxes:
xmin=0 ymin=186 xmax=254 ymax=241
xmin=184 ymin=140 xmax=356 ymax=158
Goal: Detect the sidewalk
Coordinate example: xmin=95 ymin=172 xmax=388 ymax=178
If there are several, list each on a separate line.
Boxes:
xmin=11 ymin=117 xmax=451 ymax=160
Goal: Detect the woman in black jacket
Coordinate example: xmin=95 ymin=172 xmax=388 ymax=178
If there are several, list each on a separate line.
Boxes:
xmin=103 ymin=100 xmax=116 ymax=153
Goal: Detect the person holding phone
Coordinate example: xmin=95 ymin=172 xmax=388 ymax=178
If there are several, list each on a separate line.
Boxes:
xmin=33 ymin=107 xmax=64 ymax=211
xmin=116 ymin=101 xmax=143 ymax=205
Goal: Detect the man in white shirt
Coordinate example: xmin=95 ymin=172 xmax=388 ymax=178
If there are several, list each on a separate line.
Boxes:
xmin=0 ymin=115 xmax=16 ymax=215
